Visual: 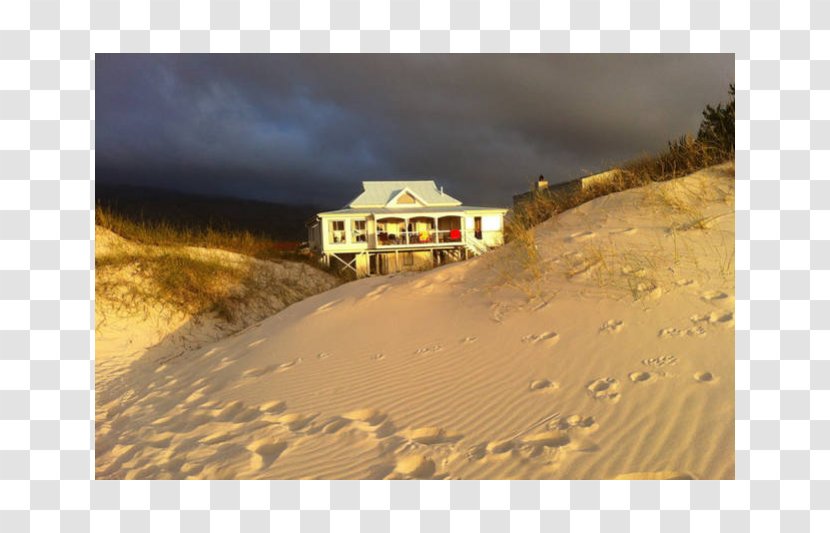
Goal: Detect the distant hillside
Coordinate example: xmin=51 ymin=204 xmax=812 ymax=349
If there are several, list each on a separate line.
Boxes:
xmin=96 ymin=183 xmax=332 ymax=242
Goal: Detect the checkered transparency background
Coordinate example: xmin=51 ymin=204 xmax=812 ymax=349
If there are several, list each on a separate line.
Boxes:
xmin=0 ymin=0 xmax=826 ymax=531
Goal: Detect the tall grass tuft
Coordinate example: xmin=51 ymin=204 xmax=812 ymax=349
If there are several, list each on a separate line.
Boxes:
xmin=96 ymin=205 xmax=304 ymax=263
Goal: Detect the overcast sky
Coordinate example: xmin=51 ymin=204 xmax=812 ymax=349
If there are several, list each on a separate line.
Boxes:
xmin=96 ymin=54 xmax=734 ymax=208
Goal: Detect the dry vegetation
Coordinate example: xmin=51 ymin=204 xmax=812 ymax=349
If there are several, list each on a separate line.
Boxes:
xmin=569 ymin=167 xmax=735 ymax=302
xmin=96 ymin=206 xmax=308 ymax=262
xmin=501 ymin=140 xmax=734 ymax=302
xmin=96 ymin=209 xmax=342 ymax=325
xmin=508 ymin=136 xmax=733 ymax=239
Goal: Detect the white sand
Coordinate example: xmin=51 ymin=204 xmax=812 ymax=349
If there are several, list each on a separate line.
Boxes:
xmin=96 ymin=164 xmax=734 ymax=480
xmin=95 ymin=229 xmax=339 ymax=407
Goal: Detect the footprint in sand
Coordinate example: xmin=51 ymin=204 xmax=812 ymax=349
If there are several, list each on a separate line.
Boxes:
xmin=690 ymin=311 xmax=733 ymax=325
xmin=276 ymin=358 xmax=302 ymax=373
xmin=415 ymin=345 xmax=443 ymax=354
xmin=144 ymin=433 xmax=174 ymax=448
xmin=184 ymin=386 xmax=210 ymax=405
xmin=658 ymin=326 xmax=706 ymax=338
xmin=320 ymin=416 xmax=351 ymax=435
xmin=556 ymin=414 xmax=598 ymax=432
xmin=461 ymin=336 xmax=478 ymax=344
xmin=314 ymin=299 xmax=342 ymax=314
xmin=243 ymin=365 xmax=277 ymax=378
xmin=675 ymin=279 xmax=697 ymax=287
xmin=635 ymin=282 xmax=662 ymax=301
xmin=247 ymin=439 xmax=288 ymax=470
xmin=394 ymin=455 xmax=436 ymax=479
xmin=371 ymin=353 xmax=385 ymax=361
xmin=628 ymin=371 xmax=653 ymax=383
xmin=529 ymin=379 xmax=559 ymax=392
xmin=365 ymin=284 xmax=391 ymax=299
xmin=464 ymin=443 xmax=488 ymax=461
xmin=484 ymin=439 xmax=515 ymax=455
xmin=521 ymin=331 xmax=560 ymax=346
xmin=404 ymin=426 xmax=458 ymax=445
xmin=215 ymin=400 xmax=246 ymax=422
xmin=586 ymin=378 xmax=621 ymax=402
xmin=641 ymin=354 xmax=677 ymax=368
xmin=599 ymin=319 xmax=624 ymax=334
xmin=213 ymin=356 xmax=235 ymax=372
xmin=275 ymin=412 xmax=315 ymax=431
xmin=613 ymin=471 xmax=696 ymax=480
xmin=700 ymin=290 xmax=730 ymax=303
xmin=611 ymin=227 xmax=638 ymax=236
xmin=317 ymin=352 xmax=331 ymax=360
xmin=259 ymin=400 xmax=287 ymax=414
xmin=199 ymin=431 xmax=234 ymax=445
xmin=247 ymin=339 xmax=266 ymax=349
xmin=567 ymin=231 xmax=595 ymax=242
xmin=693 ymin=371 xmax=718 ymax=384
xmin=343 ymin=408 xmax=387 ymax=426
xmin=522 ymin=430 xmax=571 ymax=449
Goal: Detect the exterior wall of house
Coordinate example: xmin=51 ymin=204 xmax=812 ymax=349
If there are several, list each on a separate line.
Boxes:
xmin=464 ymin=213 xmax=505 ymax=248
xmin=580 ymin=169 xmax=622 ymax=191
xmin=307 ymin=222 xmax=321 ymax=252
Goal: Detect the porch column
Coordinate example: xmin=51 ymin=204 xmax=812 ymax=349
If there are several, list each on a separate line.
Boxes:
xmin=404 ymin=217 xmax=410 ymax=244
xmin=433 ymin=217 xmax=438 ymax=243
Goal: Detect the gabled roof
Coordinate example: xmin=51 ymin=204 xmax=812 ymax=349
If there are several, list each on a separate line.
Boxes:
xmin=348 ymin=180 xmax=463 ymax=208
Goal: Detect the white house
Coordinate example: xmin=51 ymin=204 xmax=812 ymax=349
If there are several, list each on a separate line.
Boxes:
xmin=307 ymin=180 xmax=508 ymax=277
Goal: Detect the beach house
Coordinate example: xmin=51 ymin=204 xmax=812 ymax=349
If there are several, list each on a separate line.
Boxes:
xmin=307 ymin=181 xmax=508 ymax=277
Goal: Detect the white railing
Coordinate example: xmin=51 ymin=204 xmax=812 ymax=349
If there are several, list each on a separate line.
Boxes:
xmin=377 ymin=229 xmax=464 ymax=246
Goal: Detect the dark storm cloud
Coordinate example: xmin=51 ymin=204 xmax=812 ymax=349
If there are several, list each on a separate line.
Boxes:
xmin=96 ymin=54 xmax=734 ymax=207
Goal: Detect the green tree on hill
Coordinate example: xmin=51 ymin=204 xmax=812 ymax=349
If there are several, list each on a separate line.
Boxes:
xmin=697 ymin=83 xmax=735 ymax=157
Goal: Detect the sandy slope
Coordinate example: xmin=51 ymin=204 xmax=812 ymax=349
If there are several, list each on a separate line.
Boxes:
xmin=95 ymin=228 xmax=339 ymax=403
xmin=96 ymin=164 xmax=734 ymax=480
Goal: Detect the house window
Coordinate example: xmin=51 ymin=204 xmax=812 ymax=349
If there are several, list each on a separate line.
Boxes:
xmin=403 ymin=252 xmax=414 ymax=266
xmin=329 ymin=220 xmax=346 ymax=244
xmin=352 ymin=220 xmax=367 ymax=242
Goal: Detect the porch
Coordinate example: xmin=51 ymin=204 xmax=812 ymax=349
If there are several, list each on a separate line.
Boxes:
xmin=375 ymin=215 xmax=464 ymax=247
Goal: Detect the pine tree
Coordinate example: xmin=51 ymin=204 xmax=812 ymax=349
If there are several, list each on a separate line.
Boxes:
xmin=696 ymin=84 xmax=735 ymax=157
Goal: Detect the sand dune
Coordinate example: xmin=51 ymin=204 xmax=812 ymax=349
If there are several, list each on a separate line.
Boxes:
xmin=96 ymin=163 xmax=734 ymax=480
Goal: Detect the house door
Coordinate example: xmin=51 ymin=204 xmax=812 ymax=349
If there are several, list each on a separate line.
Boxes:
xmin=474 ymin=217 xmax=482 ymax=240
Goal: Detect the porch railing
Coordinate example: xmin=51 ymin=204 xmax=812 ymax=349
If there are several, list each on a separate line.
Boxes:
xmin=376 ymin=229 xmax=464 ymax=246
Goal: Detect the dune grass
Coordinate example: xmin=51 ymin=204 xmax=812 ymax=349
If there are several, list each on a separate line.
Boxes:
xmin=96 ymin=205 xmax=306 ymax=262
xmin=99 ymin=249 xmax=245 ymax=321
xmin=96 ymin=207 xmax=343 ymax=323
